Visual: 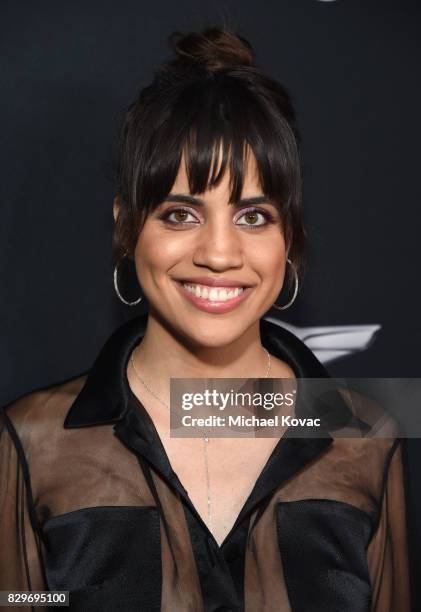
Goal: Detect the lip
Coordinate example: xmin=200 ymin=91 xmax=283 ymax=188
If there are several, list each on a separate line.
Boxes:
xmin=175 ymin=276 xmax=253 ymax=288
xmin=174 ymin=280 xmax=253 ymax=314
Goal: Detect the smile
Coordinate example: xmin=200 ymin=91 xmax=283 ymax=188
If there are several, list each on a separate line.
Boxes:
xmin=183 ymin=283 xmax=243 ymax=301
xmin=175 ymin=281 xmax=252 ymax=313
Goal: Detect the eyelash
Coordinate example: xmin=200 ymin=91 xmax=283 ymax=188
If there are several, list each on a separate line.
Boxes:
xmin=159 ymin=206 xmax=277 ymax=229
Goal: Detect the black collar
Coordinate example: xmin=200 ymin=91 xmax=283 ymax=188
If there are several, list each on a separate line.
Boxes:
xmin=64 ymin=313 xmax=331 ymax=429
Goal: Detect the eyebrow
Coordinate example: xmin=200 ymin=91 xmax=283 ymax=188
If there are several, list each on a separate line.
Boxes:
xmin=164 ymin=193 xmax=272 ymax=207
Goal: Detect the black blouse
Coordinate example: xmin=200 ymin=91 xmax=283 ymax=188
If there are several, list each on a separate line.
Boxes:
xmin=0 ymin=314 xmax=411 ymax=611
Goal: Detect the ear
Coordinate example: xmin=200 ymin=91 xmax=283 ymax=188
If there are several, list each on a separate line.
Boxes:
xmin=113 ymin=195 xmax=120 ymax=222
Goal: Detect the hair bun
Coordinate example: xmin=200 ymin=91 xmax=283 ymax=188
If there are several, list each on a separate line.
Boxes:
xmin=168 ymin=26 xmax=255 ymax=72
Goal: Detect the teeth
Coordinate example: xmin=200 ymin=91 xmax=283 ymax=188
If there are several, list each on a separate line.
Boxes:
xmin=182 ymin=283 xmax=244 ymax=302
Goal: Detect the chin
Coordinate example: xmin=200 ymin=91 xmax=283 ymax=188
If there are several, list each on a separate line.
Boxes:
xmin=177 ymin=318 xmax=252 ymax=349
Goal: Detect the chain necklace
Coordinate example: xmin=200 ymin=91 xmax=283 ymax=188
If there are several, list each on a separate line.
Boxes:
xmin=129 ymin=346 xmax=271 ymax=534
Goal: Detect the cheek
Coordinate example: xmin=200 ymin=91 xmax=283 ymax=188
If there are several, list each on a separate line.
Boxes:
xmin=247 ymin=235 xmax=286 ymax=277
xmin=134 ymin=227 xmax=186 ymax=275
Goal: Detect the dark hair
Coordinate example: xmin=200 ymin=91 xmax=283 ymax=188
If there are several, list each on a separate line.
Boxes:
xmin=114 ymin=26 xmax=306 ymax=286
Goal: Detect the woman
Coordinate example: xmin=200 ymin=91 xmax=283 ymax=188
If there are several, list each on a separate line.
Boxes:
xmin=0 ymin=26 xmax=411 ymax=611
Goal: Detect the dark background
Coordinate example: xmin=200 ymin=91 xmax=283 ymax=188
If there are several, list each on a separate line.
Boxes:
xmin=1 ymin=0 xmax=420 ymax=606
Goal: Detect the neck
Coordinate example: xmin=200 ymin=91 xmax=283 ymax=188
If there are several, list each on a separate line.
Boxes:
xmin=132 ymin=310 xmax=269 ymax=382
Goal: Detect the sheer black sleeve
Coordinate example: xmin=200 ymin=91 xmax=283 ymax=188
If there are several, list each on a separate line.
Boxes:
xmin=367 ymin=440 xmax=412 ymax=611
xmin=0 ymin=406 xmax=47 ymax=609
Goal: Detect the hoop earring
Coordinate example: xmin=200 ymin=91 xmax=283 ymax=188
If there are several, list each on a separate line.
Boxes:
xmin=113 ymin=257 xmax=143 ymax=306
xmin=272 ymin=258 xmax=298 ymax=310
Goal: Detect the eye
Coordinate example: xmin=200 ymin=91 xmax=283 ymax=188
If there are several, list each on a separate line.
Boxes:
xmin=235 ymin=208 xmax=275 ymax=228
xmin=159 ymin=206 xmax=200 ymax=225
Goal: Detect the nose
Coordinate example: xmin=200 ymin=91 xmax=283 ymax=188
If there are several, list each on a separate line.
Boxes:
xmin=192 ymin=216 xmax=243 ymax=271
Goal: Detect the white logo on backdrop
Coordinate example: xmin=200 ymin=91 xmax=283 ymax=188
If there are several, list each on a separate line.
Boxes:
xmin=264 ymin=317 xmax=381 ymax=364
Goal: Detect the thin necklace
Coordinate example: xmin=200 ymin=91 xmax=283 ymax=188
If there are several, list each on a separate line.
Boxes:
xmin=130 ymin=346 xmax=271 ymax=535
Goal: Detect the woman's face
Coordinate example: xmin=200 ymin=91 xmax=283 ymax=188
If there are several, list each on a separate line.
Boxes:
xmin=133 ymin=149 xmax=288 ymax=348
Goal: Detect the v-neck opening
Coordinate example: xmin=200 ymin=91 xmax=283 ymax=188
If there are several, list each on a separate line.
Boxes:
xmin=125 ymin=384 xmax=265 ymax=550
xmin=121 ymin=381 xmax=333 ymax=552
xmin=117 ymin=318 xmax=334 ymax=551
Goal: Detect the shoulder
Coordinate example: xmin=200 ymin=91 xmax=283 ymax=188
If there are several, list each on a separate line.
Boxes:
xmin=281 ymin=381 xmax=403 ymax=517
xmin=323 ymin=426 xmax=403 ymax=522
xmin=1 ymin=374 xmax=88 ymax=444
xmin=329 ymin=384 xmax=402 ymax=483
xmin=328 ymin=436 xmax=401 ymax=489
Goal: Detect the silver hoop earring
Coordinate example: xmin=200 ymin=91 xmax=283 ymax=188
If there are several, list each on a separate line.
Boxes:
xmin=113 ymin=259 xmax=143 ymax=306
xmin=272 ymin=257 xmax=299 ymax=310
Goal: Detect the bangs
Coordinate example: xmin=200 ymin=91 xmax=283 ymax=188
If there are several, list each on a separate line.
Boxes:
xmin=124 ymin=74 xmax=299 ymax=224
